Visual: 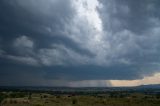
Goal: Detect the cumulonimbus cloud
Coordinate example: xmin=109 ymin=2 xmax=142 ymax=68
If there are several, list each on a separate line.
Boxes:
xmin=0 ymin=0 xmax=160 ymax=86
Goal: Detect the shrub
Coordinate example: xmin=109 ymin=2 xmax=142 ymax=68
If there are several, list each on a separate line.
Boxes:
xmin=72 ymin=98 xmax=78 ymax=104
xmin=0 ymin=96 xmax=5 ymax=103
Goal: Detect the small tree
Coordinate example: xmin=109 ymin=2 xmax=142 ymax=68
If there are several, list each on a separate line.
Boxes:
xmin=28 ymin=92 xmax=32 ymax=100
xmin=72 ymin=98 xmax=78 ymax=104
xmin=0 ymin=96 xmax=4 ymax=104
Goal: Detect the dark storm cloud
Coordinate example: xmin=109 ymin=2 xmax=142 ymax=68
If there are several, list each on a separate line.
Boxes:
xmin=0 ymin=0 xmax=72 ymax=48
xmin=43 ymin=65 xmax=142 ymax=80
xmin=0 ymin=0 xmax=94 ymax=62
xmin=0 ymin=0 xmax=96 ymax=86
xmin=99 ymin=0 xmax=160 ymax=55
xmin=99 ymin=0 xmax=160 ymax=34
xmin=97 ymin=0 xmax=160 ymax=76
xmin=0 ymin=0 xmax=160 ymax=86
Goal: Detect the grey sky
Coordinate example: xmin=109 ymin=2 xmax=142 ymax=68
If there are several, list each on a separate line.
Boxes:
xmin=0 ymin=0 xmax=160 ymax=87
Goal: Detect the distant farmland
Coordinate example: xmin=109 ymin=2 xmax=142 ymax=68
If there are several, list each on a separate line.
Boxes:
xmin=1 ymin=86 xmax=160 ymax=106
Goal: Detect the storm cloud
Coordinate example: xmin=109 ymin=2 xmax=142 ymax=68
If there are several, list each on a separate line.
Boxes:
xmin=0 ymin=0 xmax=160 ymax=86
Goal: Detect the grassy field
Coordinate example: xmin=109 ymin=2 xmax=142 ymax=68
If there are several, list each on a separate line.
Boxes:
xmin=1 ymin=91 xmax=160 ymax=106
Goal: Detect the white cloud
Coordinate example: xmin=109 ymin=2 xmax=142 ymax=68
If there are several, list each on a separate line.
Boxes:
xmin=38 ymin=44 xmax=91 ymax=66
xmin=60 ymin=0 xmax=112 ymax=66
xmin=1 ymin=36 xmax=38 ymax=66
xmin=38 ymin=46 xmax=66 ymax=66
xmin=12 ymin=35 xmax=36 ymax=58
xmin=14 ymin=35 xmax=34 ymax=49
xmin=73 ymin=0 xmax=103 ymax=32
xmin=59 ymin=0 xmax=140 ymax=66
xmin=6 ymin=55 xmax=39 ymax=66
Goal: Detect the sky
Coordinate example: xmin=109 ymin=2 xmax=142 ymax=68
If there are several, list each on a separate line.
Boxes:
xmin=0 ymin=0 xmax=160 ymax=87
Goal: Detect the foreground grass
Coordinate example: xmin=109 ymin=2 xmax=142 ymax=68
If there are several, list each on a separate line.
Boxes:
xmin=1 ymin=92 xmax=160 ymax=106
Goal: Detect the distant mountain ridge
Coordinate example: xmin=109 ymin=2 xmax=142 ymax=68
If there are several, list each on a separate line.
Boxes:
xmin=137 ymin=84 xmax=160 ymax=89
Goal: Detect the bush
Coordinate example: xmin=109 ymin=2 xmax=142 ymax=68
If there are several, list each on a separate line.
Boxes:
xmin=0 ymin=93 xmax=7 ymax=103
xmin=9 ymin=92 xmax=25 ymax=98
xmin=28 ymin=92 xmax=32 ymax=100
xmin=34 ymin=103 xmax=44 ymax=106
xmin=72 ymin=98 xmax=78 ymax=104
xmin=0 ymin=96 xmax=4 ymax=103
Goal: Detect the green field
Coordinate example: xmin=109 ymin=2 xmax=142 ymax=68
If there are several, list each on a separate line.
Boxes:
xmin=1 ymin=91 xmax=160 ymax=106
